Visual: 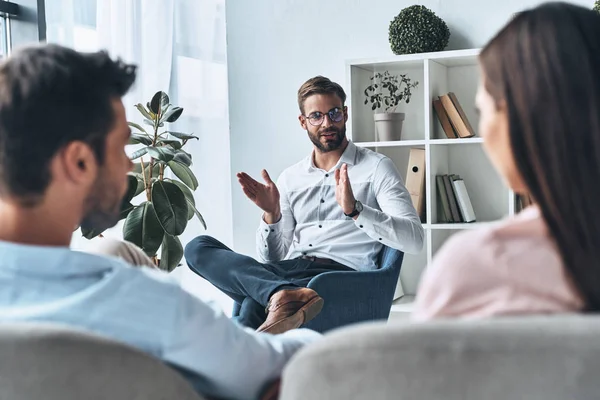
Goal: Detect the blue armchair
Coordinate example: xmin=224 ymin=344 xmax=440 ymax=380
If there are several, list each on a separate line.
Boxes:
xmin=303 ymin=246 xmax=404 ymax=333
xmin=232 ymin=246 xmax=404 ymax=333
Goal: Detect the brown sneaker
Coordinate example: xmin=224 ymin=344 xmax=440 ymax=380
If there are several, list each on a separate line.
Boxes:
xmin=256 ymin=288 xmax=324 ymax=334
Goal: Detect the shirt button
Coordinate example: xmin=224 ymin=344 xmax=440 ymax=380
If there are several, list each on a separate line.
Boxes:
xmin=379 ymin=238 xmax=382 ymax=241
xmin=265 ymin=245 xmax=267 ymax=248
xmin=303 ymin=252 xmax=307 ymax=255
xmin=270 ymin=229 xmax=275 ymax=232
xmin=325 ymin=173 xmax=329 ymax=177
xmin=359 ymin=225 xmax=364 ymax=228
xmin=320 ymin=199 xmax=325 ymax=203
xmin=264 ymin=229 xmax=268 ymax=232
xmin=309 ymin=244 xmax=313 ymax=247
xmin=319 ymin=225 xmax=322 ymax=228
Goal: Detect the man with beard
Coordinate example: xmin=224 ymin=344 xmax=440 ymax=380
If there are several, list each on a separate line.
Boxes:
xmin=0 ymin=44 xmax=320 ymax=400
xmin=185 ymin=76 xmax=424 ymax=334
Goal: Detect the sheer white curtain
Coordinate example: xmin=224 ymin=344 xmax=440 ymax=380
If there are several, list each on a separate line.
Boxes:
xmin=45 ymin=0 xmax=234 ymax=310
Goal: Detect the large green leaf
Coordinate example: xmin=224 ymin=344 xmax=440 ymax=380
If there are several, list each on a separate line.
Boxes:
xmin=123 ymin=202 xmax=164 ymax=257
xmin=129 ymin=133 xmax=152 ymax=146
xmin=157 ymin=139 xmax=183 ymax=149
xmin=151 ymin=180 xmax=188 ymax=236
xmin=128 ymin=122 xmax=147 ymax=134
xmin=130 ymin=147 xmax=148 ymax=160
xmin=134 ymin=177 xmax=145 ymax=197
xmin=123 ymin=174 xmax=139 ymax=203
xmin=81 ymin=226 xmax=104 ymax=240
xmin=173 ymin=151 xmax=192 ymax=167
xmin=150 ymin=91 xmax=168 ymax=114
xmin=119 ymin=202 xmax=134 ymax=221
xmin=167 ymin=161 xmax=198 ymax=190
xmin=187 ymin=199 xmax=207 ymax=229
xmin=159 ymin=234 xmax=183 ymax=272
xmin=163 ymin=107 xmax=184 ymax=123
xmin=169 ymin=179 xmax=195 ymax=220
xmin=167 ymin=131 xmax=198 ymax=141
xmin=147 ymin=146 xmax=176 ymax=163
xmin=135 ymin=104 xmax=154 ymax=121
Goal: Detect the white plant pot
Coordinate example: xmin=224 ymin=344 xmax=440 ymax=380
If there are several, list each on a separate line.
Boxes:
xmin=374 ymin=112 xmax=405 ymax=141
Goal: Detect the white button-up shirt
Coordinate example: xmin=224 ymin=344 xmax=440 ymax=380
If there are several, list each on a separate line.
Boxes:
xmin=256 ymin=141 xmax=424 ymax=270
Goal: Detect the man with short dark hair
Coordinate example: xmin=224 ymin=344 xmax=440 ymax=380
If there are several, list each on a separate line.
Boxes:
xmin=185 ymin=75 xmax=424 ymax=334
xmin=0 ymin=44 xmax=320 ymax=400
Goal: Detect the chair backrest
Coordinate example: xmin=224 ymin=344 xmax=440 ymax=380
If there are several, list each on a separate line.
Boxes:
xmin=281 ymin=316 xmax=600 ymax=400
xmin=0 ymin=322 xmax=204 ymax=400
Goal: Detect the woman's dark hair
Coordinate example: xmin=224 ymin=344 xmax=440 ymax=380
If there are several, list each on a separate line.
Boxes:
xmin=480 ymin=2 xmax=600 ymax=311
xmin=0 ymin=44 xmax=136 ymax=205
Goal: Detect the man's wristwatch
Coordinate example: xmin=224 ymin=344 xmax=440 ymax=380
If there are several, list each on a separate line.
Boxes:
xmin=344 ymin=200 xmax=363 ymax=218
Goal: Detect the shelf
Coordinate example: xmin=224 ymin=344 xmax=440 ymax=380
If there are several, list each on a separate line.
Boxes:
xmin=390 ymin=295 xmax=416 ymax=314
xmin=354 ymin=140 xmax=426 ymax=148
xmin=429 ymin=137 xmax=483 ymax=145
xmin=429 ymin=222 xmax=497 ymax=230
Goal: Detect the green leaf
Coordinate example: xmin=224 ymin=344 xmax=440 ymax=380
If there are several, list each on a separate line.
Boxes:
xmin=167 ymin=131 xmax=198 ymax=141
xmin=173 ymin=151 xmax=192 ymax=167
xmin=163 ymin=107 xmax=184 ymax=123
xmin=168 ymin=161 xmax=198 ymax=190
xmin=151 ymin=180 xmax=189 ymax=236
xmin=135 ymin=104 xmax=154 ymax=121
xmin=81 ymin=226 xmax=104 ymax=240
xmin=128 ymin=122 xmax=147 ymax=134
xmin=130 ymin=147 xmax=148 ymax=160
xmin=129 ymin=133 xmax=153 ymax=146
xmin=147 ymin=146 xmax=176 ymax=163
xmin=159 ymin=234 xmax=183 ymax=272
xmin=169 ymin=179 xmax=195 ymax=220
xmin=123 ymin=202 xmax=164 ymax=257
xmin=157 ymin=139 xmax=183 ymax=149
xmin=150 ymin=91 xmax=167 ymax=114
xmin=119 ymin=202 xmax=134 ymax=221
xmin=123 ymin=174 xmax=139 ymax=203
xmin=187 ymin=200 xmax=207 ymax=229
xmin=134 ymin=177 xmax=145 ymax=197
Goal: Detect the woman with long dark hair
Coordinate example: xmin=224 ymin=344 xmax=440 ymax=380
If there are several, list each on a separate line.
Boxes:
xmin=413 ymin=2 xmax=600 ymax=319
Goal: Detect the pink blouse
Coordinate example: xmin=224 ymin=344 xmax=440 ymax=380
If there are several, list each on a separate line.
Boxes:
xmin=412 ymin=206 xmax=584 ymax=321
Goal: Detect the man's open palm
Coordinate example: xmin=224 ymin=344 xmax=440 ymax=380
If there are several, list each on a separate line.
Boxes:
xmin=237 ymin=169 xmax=280 ymax=215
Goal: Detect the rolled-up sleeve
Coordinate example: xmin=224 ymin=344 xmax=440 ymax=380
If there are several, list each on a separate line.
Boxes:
xmin=354 ymin=157 xmax=424 ymax=254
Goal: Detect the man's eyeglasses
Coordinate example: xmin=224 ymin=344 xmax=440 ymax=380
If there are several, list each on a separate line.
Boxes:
xmin=303 ymin=107 xmax=345 ymax=126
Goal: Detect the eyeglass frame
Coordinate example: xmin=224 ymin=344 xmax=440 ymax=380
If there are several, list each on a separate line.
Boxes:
xmin=301 ymin=106 xmax=347 ymax=126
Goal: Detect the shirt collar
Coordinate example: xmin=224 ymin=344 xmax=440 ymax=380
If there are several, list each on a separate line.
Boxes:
xmin=0 ymin=240 xmax=117 ymax=276
xmin=306 ymin=140 xmax=357 ymax=172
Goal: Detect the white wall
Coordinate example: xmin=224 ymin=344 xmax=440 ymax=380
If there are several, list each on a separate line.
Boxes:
xmin=225 ymin=0 xmax=592 ymax=255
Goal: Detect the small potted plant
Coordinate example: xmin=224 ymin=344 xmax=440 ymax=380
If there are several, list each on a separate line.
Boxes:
xmin=364 ymin=71 xmax=418 ymax=141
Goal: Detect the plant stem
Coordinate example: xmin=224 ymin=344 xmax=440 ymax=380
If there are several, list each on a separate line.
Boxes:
xmin=159 ymin=163 xmax=164 ymax=181
xmin=140 ymin=157 xmax=150 ymax=201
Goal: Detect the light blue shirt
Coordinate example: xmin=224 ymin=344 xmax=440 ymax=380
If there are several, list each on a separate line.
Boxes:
xmin=0 ymin=240 xmax=321 ymax=400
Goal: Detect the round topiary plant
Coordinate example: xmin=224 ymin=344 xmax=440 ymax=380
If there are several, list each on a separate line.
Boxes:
xmin=389 ymin=5 xmax=450 ymax=55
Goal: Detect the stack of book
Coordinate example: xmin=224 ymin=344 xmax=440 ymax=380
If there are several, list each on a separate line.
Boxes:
xmin=432 ymin=92 xmax=475 ymax=139
xmin=436 ymin=174 xmax=476 ymax=223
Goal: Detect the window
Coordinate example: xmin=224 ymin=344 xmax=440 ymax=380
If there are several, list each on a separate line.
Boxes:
xmin=0 ymin=1 xmax=20 ymax=57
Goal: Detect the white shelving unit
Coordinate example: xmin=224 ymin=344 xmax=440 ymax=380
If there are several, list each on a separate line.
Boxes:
xmin=346 ymin=48 xmax=515 ymax=318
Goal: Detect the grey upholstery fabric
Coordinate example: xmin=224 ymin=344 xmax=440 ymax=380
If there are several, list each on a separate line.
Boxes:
xmin=280 ymin=316 xmax=600 ymax=400
xmin=0 ymin=322 xmax=204 ymax=400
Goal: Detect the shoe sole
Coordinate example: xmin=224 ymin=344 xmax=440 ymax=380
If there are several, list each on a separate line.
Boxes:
xmin=257 ymin=296 xmax=324 ymax=334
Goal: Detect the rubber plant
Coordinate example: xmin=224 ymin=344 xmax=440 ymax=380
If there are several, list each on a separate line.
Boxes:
xmin=82 ymin=91 xmax=206 ymax=271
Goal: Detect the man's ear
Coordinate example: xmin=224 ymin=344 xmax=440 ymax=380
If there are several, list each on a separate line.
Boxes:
xmin=343 ymin=106 xmax=349 ymax=123
xmin=299 ymin=114 xmax=308 ymax=130
xmin=59 ymin=141 xmax=98 ymax=184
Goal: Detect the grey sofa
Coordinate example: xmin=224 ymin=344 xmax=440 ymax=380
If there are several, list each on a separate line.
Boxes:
xmin=0 ymin=322 xmax=204 ymax=400
xmin=280 ymin=316 xmax=600 ymax=400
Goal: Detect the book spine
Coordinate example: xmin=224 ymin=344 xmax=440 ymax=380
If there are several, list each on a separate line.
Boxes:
xmin=442 ymin=174 xmax=462 ymax=222
xmin=452 ymin=179 xmax=477 ymax=222
xmin=436 ymin=175 xmax=452 ymax=222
